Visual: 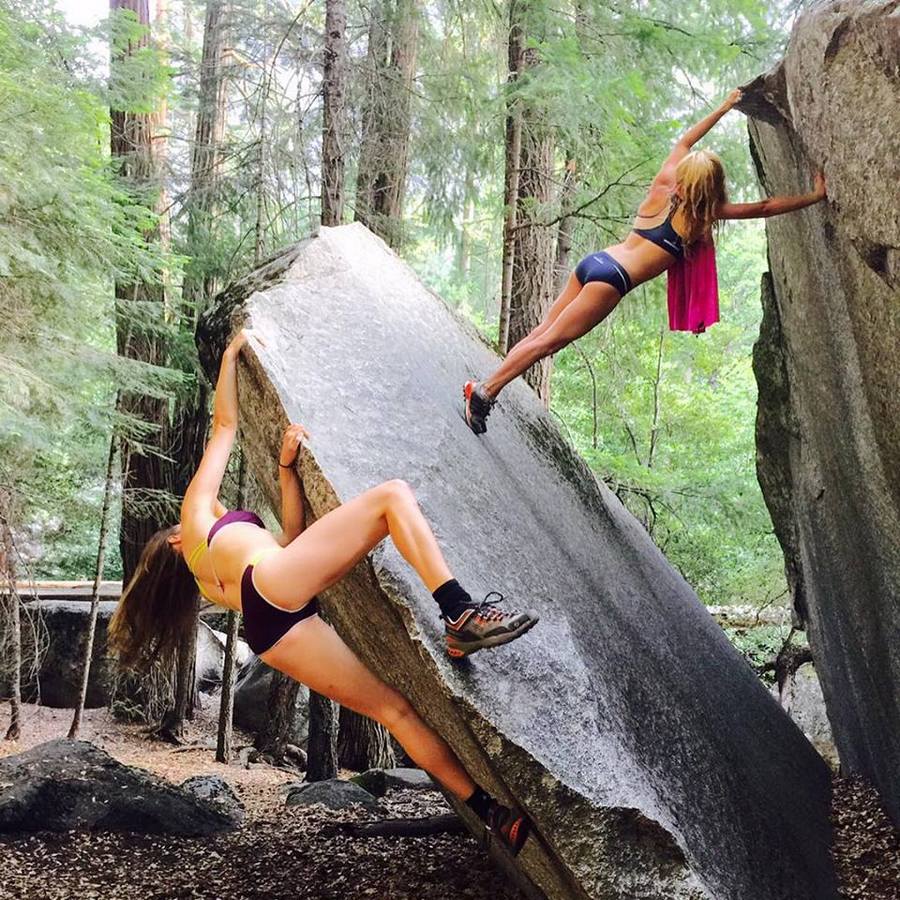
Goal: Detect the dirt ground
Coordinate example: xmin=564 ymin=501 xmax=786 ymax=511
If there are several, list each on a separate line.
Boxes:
xmin=0 ymin=703 xmax=516 ymax=900
xmin=0 ymin=702 xmax=898 ymax=899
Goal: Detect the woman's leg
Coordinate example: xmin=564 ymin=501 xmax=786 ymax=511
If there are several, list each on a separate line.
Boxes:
xmin=509 ymin=271 xmax=583 ymax=352
xmin=253 ymin=479 xmax=452 ymax=607
xmin=263 ymin=614 xmax=476 ymax=799
xmin=483 ymin=280 xmax=622 ymax=398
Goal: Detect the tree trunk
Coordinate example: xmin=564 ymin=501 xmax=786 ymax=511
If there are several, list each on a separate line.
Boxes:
xmin=499 ymin=1 xmax=524 ymax=354
xmin=154 ymin=596 xmax=199 ymax=743
xmin=216 ymin=446 xmax=245 ymax=764
xmin=321 ymin=0 xmax=347 ymax=226
xmin=354 ymin=0 xmax=418 ymax=247
xmin=184 ymin=0 xmax=229 ymax=309
xmin=0 ymin=488 xmax=21 ymax=741
xmin=306 ymin=690 xmax=339 ymax=781
xmin=338 ymin=705 xmax=395 ymax=771
xmin=254 ymin=670 xmax=301 ymax=763
xmin=111 ymin=0 xmax=173 ymax=582
xmin=555 ymin=157 xmax=578 ymax=289
xmin=507 ymin=26 xmax=555 ymax=405
xmin=215 ymin=610 xmax=240 ymax=763
xmin=69 ymin=433 xmax=117 ymax=739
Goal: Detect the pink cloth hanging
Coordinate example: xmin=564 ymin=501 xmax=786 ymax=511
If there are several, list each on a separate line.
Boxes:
xmin=666 ymin=238 xmax=719 ymax=334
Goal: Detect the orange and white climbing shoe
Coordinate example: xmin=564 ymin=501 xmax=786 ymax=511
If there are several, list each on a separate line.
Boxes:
xmin=486 ymin=799 xmax=533 ymax=856
xmin=463 ymin=380 xmax=495 ymax=435
xmin=443 ymin=592 xmax=539 ymax=659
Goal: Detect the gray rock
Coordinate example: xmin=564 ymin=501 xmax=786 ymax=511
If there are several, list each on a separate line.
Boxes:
xmin=775 ymin=664 xmax=839 ymax=771
xmin=233 ymin=654 xmax=309 ymax=743
xmin=741 ymin=1 xmax=900 ymax=823
xmin=197 ymin=223 xmax=837 ymax=899
xmin=285 ymin=779 xmax=384 ymax=813
xmin=0 ymin=739 xmax=237 ymax=835
xmin=20 ymin=599 xmax=117 ymax=708
xmin=196 ymin=621 xmax=226 ymax=692
xmin=179 ymin=774 xmax=245 ymax=826
xmin=350 ymin=767 xmax=435 ymax=797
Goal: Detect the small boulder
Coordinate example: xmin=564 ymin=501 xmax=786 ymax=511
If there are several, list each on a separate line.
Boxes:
xmin=0 ymin=739 xmax=238 ymax=835
xmin=350 ymin=767 xmax=435 ymax=797
xmin=179 ymin=774 xmax=245 ymax=826
xmin=233 ymin=654 xmax=309 ymax=743
xmin=285 ymin=779 xmax=384 ymax=814
xmin=776 ymin=663 xmax=839 ymax=770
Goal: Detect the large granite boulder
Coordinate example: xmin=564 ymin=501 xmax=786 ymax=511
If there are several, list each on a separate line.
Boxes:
xmin=197 ymin=223 xmax=836 ymax=899
xmin=21 ymin=599 xmax=117 ymax=708
xmin=739 ymin=1 xmax=900 ymax=824
xmin=0 ymin=739 xmax=238 ymax=834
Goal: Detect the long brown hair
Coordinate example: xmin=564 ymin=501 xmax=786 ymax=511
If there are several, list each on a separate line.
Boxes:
xmin=674 ymin=149 xmax=728 ymax=247
xmin=108 ymin=526 xmax=199 ymax=671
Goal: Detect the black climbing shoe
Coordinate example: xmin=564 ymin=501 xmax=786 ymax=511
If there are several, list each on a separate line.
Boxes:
xmin=485 ymin=800 xmax=532 ymax=856
xmin=463 ymin=381 xmax=495 ymax=435
xmin=444 ymin=592 xmax=539 ymax=659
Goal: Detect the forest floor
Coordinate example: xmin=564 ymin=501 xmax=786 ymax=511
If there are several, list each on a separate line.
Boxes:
xmin=0 ymin=702 xmax=898 ymax=900
xmin=0 ymin=702 xmax=514 ymax=900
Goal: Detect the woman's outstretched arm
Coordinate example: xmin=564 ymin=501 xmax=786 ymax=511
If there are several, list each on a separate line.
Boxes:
xmin=650 ymin=89 xmax=743 ymax=190
xmin=276 ymin=424 xmax=308 ymax=545
xmin=718 ymin=172 xmax=827 ymax=219
xmin=182 ymin=330 xmax=248 ymax=518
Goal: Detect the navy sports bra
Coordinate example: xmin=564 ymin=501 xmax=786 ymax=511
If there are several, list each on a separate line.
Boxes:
xmin=633 ymin=200 xmax=685 ymax=259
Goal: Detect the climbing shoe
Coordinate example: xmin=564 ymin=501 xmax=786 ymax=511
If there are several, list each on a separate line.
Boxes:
xmin=444 ymin=592 xmax=539 ymax=659
xmin=463 ymin=381 xmax=495 ymax=435
xmin=486 ymin=800 xmax=532 ymax=856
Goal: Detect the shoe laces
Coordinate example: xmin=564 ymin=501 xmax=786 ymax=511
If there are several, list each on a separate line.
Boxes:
xmin=474 ymin=591 xmax=509 ymax=623
xmin=469 ymin=385 xmax=494 ymax=417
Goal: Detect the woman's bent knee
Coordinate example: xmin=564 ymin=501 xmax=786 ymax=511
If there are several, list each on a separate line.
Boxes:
xmin=380 ymin=478 xmax=416 ymax=506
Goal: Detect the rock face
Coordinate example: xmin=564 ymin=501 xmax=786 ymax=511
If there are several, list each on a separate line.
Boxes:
xmin=198 ymin=223 xmax=837 ymax=900
xmin=740 ymin=1 xmax=900 ymax=823
xmin=0 ymin=740 xmax=238 ymax=835
xmin=775 ymin=664 xmax=839 ymax=771
xmin=23 ymin=599 xmax=117 ymax=708
xmin=233 ymin=654 xmax=310 ymax=743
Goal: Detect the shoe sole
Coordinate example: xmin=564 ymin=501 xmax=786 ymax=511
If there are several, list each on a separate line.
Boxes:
xmin=446 ymin=616 xmax=539 ymax=659
xmin=463 ymin=382 xmax=487 ymax=435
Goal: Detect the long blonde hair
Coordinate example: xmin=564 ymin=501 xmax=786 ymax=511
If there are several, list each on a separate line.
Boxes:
xmin=674 ymin=149 xmax=727 ymax=247
xmin=108 ymin=526 xmax=199 ymax=671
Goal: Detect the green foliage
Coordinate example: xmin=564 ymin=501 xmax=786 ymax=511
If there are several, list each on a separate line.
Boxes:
xmin=0 ymin=0 xmax=173 ymax=578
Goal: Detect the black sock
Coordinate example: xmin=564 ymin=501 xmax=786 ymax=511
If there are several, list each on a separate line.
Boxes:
xmin=465 ymin=786 xmax=494 ymax=821
xmin=432 ymin=578 xmax=474 ymax=621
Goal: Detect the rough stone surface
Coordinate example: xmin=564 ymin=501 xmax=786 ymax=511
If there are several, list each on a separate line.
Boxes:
xmin=196 ymin=621 xmax=226 ymax=693
xmin=233 ymin=654 xmax=310 ymax=744
xmin=23 ymin=599 xmax=117 ymax=708
xmin=740 ymin=1 xmax=900 ymax=823
xmin=775 ymin=664 xmax=839 ymax=771
xmin=285 ymin=779 xmax=384 ymax=813
xmin=198 ymin=223 xmax=837 ymax=900
xmin=351 ymin=767 xmax=436 ymax=797
xmin=179 ymin=774 xmax=245 ymax=826
xmin=0 ymin=740 xmax=237 ymax=835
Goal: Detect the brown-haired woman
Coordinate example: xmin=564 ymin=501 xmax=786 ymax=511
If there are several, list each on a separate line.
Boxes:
xmin=109 ymin=329 xmax=537 ymax=855
xmin=463 ymin=87 xmax=828 ymax=434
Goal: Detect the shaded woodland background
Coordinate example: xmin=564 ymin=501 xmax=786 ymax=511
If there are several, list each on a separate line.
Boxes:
xmin=1 ymin=0 xmax=803 ymax=639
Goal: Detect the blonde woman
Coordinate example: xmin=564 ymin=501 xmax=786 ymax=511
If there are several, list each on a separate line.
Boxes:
xmin=109 ymin=330 xmax=537 ymax=856
xmin=463 ymin=88 xmax=827 ymax=433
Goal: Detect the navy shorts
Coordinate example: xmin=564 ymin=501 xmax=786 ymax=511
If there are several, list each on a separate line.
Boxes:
xmin=574 ymin=251 xmax=633 ymax=297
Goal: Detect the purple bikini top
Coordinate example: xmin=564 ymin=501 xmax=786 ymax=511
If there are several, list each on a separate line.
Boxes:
xmin=207 ymin=509 xmax=265 ymax=544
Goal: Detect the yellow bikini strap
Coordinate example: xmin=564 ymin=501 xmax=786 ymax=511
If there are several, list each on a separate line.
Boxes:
xmin=186 ymin=539 xmax=207 ymax=575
